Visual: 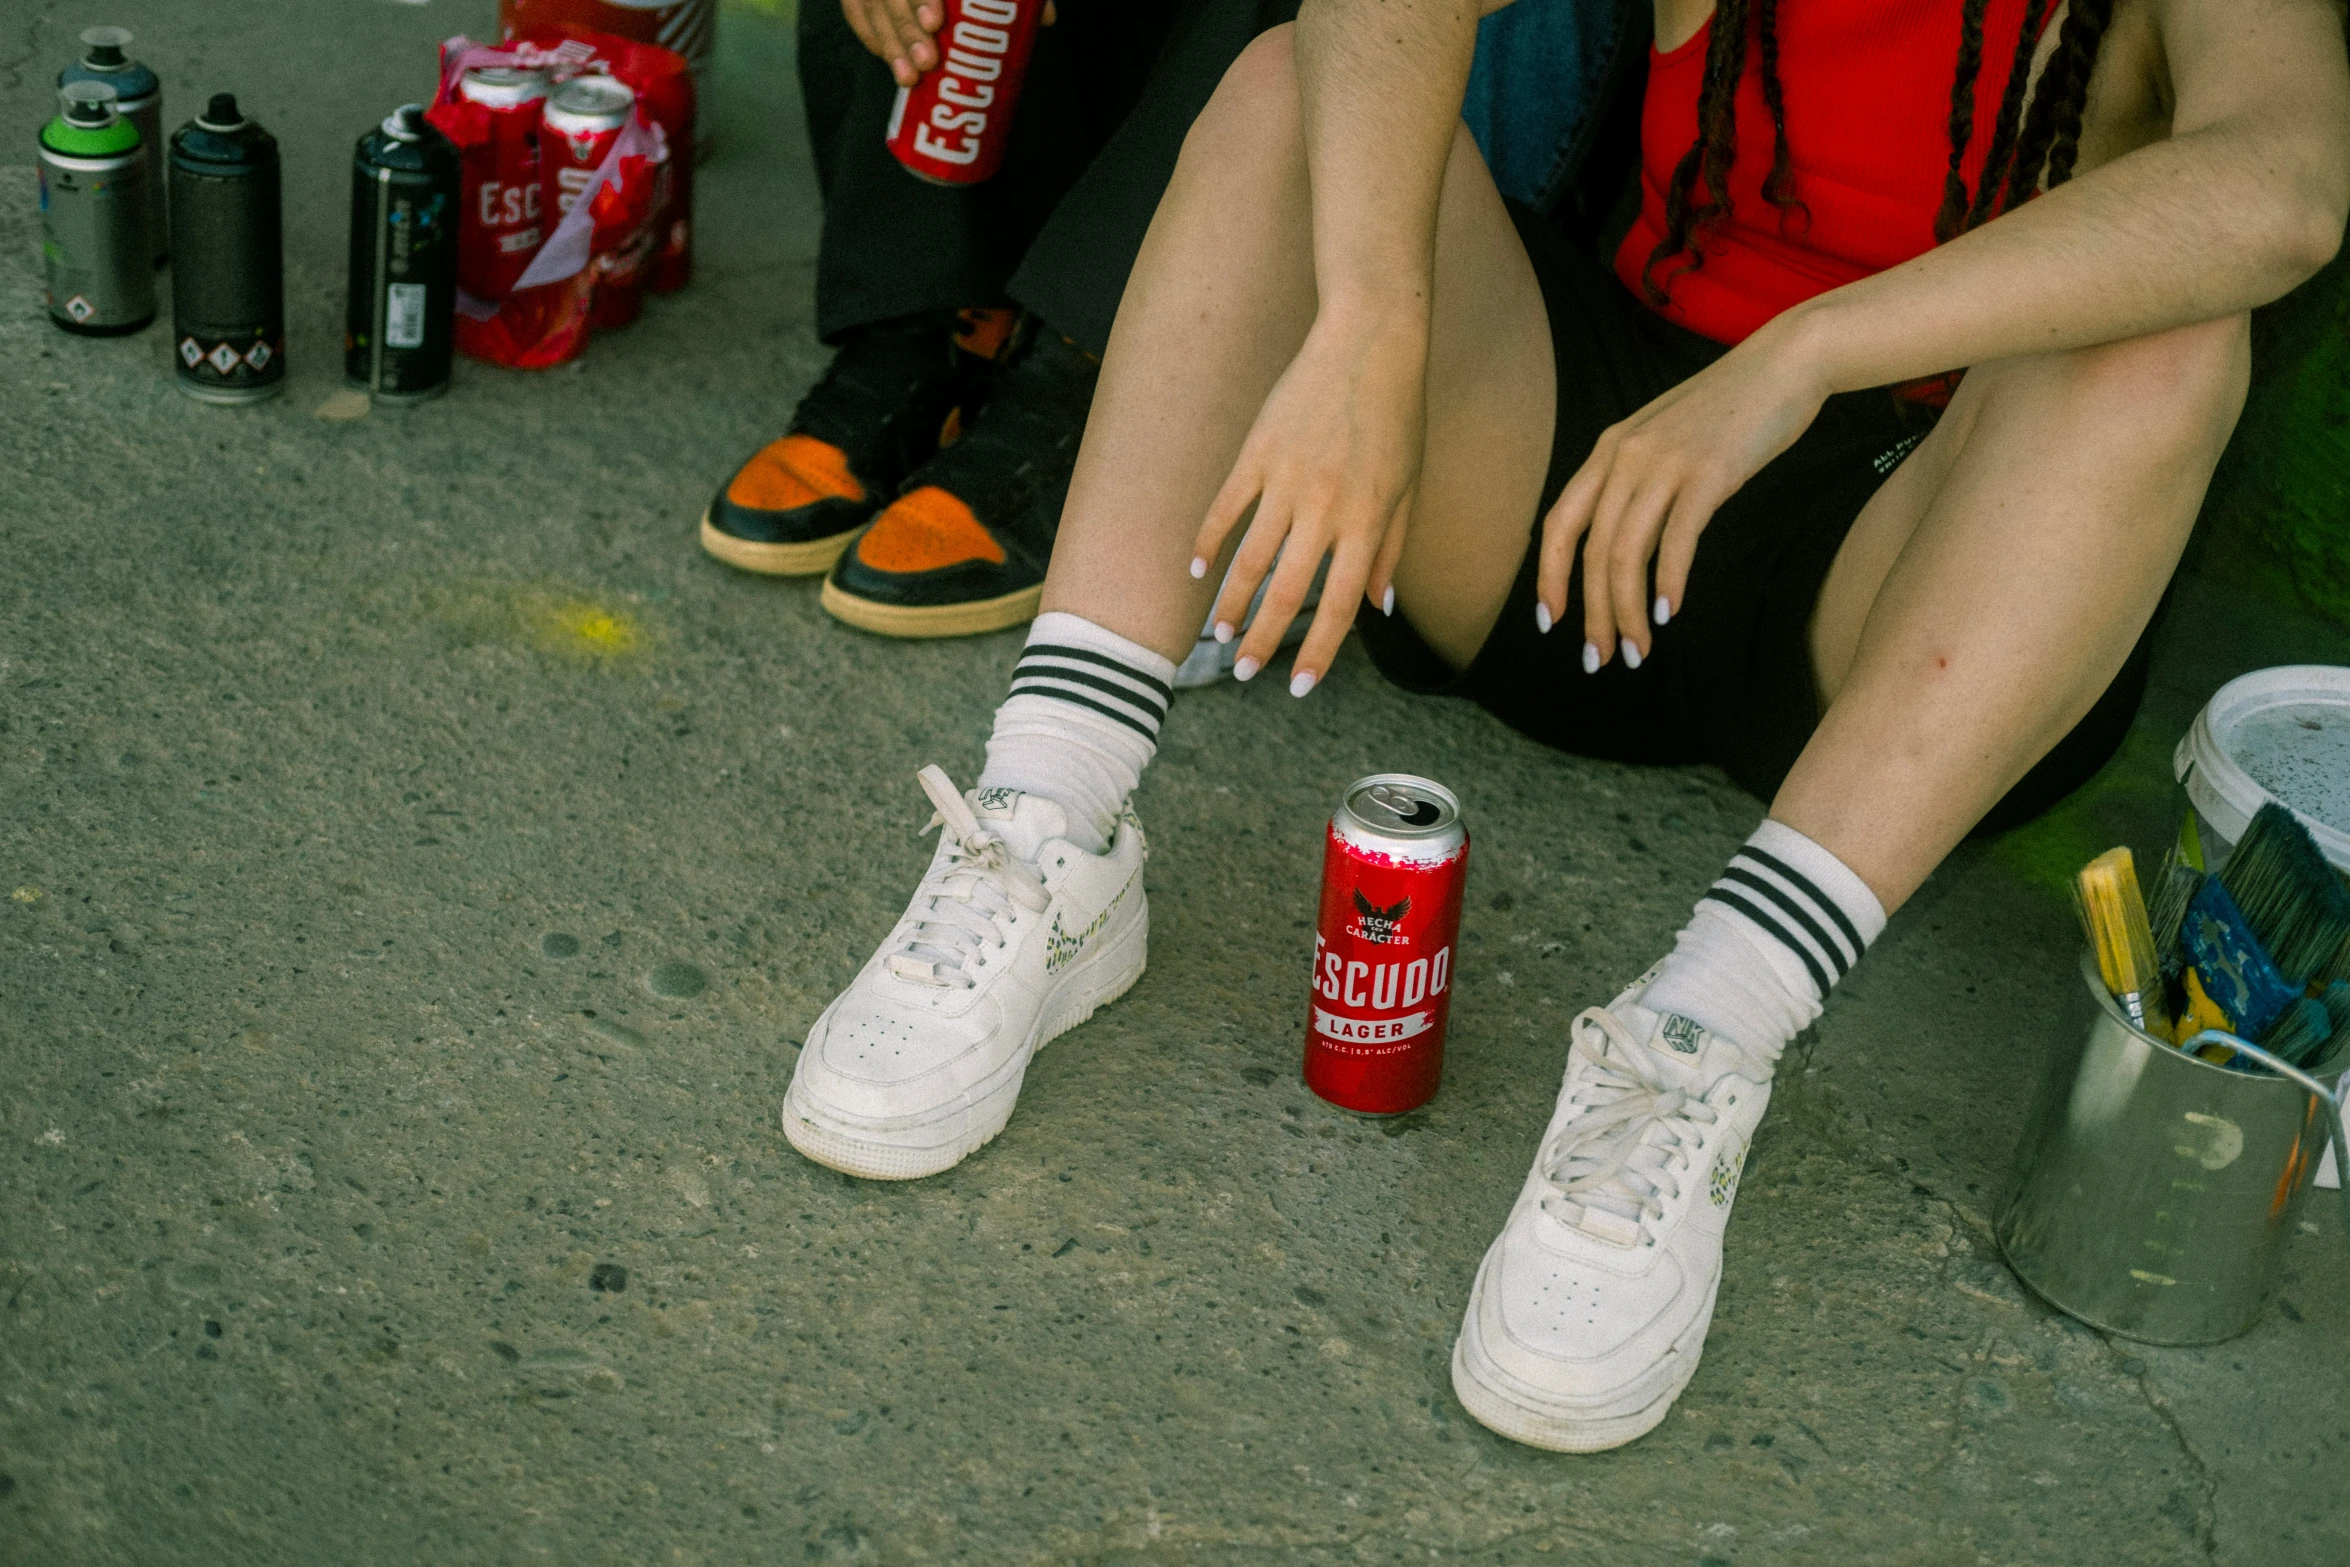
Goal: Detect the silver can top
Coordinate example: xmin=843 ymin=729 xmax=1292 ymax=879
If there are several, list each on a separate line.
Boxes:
xmin=459 ymin=66 xmax=550 ymax=109
xmin=1336 ymin=774 xmax=1465 ymax=861
xmin=546 ymin=74 xmax=636 ymax=132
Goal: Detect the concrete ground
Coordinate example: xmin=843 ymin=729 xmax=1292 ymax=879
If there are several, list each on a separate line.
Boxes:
xmin=5 ymin=3 xmax=2348 ymax=1562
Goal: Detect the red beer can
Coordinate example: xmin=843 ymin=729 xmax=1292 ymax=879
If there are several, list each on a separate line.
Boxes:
xmin=455 ymin=65 xmax=550 ymax=301
xmin=542 ymin=74 xmax=652 ymax=330
xmin=884 ymin=0 xmax=1043 ymax=185
xmin=1305 ymin=775 xmax=1470 ymax=1114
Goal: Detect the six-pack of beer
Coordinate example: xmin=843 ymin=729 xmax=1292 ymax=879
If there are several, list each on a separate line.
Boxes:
xmin=428 ymin=24 xmax=696 ymax=370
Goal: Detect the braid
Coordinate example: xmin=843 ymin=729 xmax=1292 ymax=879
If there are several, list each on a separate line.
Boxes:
xmin=1963 ymin=0 xmax=2057 ymax=229
xmin=1999 ymin=0 xmax=2116 ymax=212
xmin=1933 ymin=0 xmax=1991 ymax=243
xmin=1641 ymin=0 xmax=1756 ymax=305
xmin=1755 ymin=0 xmax=1807 ymax=231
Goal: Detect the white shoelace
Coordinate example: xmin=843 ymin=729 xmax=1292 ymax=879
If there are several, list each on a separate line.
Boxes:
xmin=1535 ymin=1006 xmax=1763 ymax=1247
xmin=884 ymin=766 xmax=1050 ymax=990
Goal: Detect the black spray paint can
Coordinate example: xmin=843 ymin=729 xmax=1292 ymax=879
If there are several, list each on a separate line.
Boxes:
xmin=37 ymin=81 xmax=154 ymax=335
xmin=169 ymin=95 xmax=285 ymax=404
xmin=347 ymin=105 xmax=460 ymax=402
xmin=59 ymin=26 xmax=165 ymax=267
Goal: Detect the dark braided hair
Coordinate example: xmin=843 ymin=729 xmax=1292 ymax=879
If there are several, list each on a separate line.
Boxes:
xmin=1644 ymin=0 xmax=2117 ymax=306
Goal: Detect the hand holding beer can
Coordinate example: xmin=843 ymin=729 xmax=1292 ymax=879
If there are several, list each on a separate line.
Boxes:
xmin=884 ymin=0 xmax=1044 ymax=186
xmin=1305 ymin=775 xmax=1470 ymax=1114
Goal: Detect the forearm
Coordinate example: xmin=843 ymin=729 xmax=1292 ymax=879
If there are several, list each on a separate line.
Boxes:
xmin=1293 ymin=0 xmax=1484 ymax=328
xmin=1785 ymin=120 xmax=2347 ymax=394
xmin=1781 ymin=0 xmax=2350 ymax=394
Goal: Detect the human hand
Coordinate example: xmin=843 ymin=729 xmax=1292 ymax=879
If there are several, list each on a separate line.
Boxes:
xmin=1188 ymin=309 xmax=1429 ymax=697
xmin=842 ymin=1 xmax=1057 ymax=88
xmin=1535 ymin=319 xmax=1830 ymax=670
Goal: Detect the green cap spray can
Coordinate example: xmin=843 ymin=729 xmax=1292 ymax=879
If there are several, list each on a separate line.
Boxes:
xmin=38 ymin=80 xmax=155 ymax=335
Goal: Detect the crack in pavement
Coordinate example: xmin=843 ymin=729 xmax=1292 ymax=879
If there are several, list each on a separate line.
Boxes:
xmin=2106 ymin=1340 xmax=2222 ymax=1563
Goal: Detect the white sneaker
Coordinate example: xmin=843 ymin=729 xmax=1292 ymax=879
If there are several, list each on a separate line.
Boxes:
xmin=782 ymin=765 xmax=1148 ymax=1180
xmin=1451 ymin=976 xmax=1776 ymax=1452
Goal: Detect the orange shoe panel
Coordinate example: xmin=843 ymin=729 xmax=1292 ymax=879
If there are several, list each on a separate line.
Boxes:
xmin=955 ymin=307 xmax=1018 ymax=360
xmin=856 ymin=486 xmax=1007 ymax=572
xmin=725 ymin=433 xmax=865 ymax=512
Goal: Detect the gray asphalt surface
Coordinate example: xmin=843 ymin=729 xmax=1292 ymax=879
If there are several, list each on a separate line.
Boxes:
xmin=5 ymin=3 xmax=2348 ymax=1563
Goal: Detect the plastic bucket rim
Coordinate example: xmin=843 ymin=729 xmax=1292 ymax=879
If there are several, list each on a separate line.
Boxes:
xmin=2171 ymin=663 xmax=2350 ymax=871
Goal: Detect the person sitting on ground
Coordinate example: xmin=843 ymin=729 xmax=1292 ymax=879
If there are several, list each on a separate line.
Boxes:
xmin=702 ymin=0 xmax=1303 ymax=644
xmin=776 ymin=0 xmax=2350 ymax=1457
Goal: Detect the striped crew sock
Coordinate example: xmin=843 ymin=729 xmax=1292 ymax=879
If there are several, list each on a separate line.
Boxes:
xmin=1638 ymin=819 xmax=1888 ymax=1064
xmin=977 ymin=611 xmax=1176 ymax=854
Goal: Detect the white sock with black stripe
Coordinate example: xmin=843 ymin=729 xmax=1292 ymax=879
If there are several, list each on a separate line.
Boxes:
xmin=1638 ymin=820 xmax=1887 ymax=1064
xmin=978 ymin=612 xmax=1175 ymax=853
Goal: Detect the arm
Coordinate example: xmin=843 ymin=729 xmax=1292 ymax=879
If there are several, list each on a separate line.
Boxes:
xmin=1789 ymin=0 xmax=2349 ymax=394
xmin=1193 ymin=1 xmax=1497 ymax=688
xmin=1543 ymin=0 xmax=2350 ymax=667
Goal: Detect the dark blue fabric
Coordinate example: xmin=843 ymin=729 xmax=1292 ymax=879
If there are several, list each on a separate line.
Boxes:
xmin=1463 ymin=0 xmax=1623 ymax=211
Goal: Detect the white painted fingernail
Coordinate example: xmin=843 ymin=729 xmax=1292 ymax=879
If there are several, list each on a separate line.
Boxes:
xmin=1581 ymin=641 xmax=1601 ymax=675
xmin=1653 ymin=595 xmax=1671 ymax=627
xmin=1213 ymin=621 xmax=1235 ymax=644
xmin=1535 ymin=601 xmax=1553 ymax=635
xmin=1233 ymin=655 xmax=1259 ymax=681
xmin=1189 ymin=557 xmax=1208 ymax=580
xmin=1623 ymin=642 xmax=1643 ymax=670
xmin=1381 ymin=586 xmax=1395 ymax=617
xmin=1289 ymin=670 xmax=1316 ymax=698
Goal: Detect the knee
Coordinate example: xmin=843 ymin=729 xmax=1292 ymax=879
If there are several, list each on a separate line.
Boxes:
xmin=2060 ymin=316 xmax=2252 ymax=471
xmin=1186 ymin=24 xmax=1300 ymax=158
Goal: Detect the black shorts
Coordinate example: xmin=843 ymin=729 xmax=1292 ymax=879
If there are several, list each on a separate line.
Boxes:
xmin=1355 ymin=203 xmax=2157 ymax=833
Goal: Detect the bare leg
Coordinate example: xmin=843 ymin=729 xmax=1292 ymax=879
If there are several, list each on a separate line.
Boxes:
xmin=1039 ymin=27 xmax=1553 ymax=669
xmin=1785 ymin=315 xmax=2251 ymax=911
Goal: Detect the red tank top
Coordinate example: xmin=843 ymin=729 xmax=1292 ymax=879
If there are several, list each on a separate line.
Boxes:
xmin=1613 ymin=1 xmax=2051 ymax=344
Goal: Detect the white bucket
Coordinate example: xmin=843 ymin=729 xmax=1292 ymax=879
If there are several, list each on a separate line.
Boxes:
xmin=2173 ymin=665 xmax=2350 ymax=1184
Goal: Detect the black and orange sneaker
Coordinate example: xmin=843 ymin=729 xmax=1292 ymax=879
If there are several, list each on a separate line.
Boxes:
xmin=819 ymin=318 xmax=1097 ymax=637
xmin=699 ymin=308 xmax=1013 ymax=576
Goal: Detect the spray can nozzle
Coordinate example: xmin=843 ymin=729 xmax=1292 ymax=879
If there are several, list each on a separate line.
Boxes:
xmin=79 ymin=25 xmax=133 ymax=70
xmin=59 ymin=80 xmax=120 ymax=127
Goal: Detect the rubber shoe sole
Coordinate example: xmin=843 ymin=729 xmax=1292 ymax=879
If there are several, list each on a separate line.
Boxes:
xmin=1449 ymin=1264 xmax=1717 ymax=1454
xmin=780 ymin=903 xmax=1147 ymax=1180
xmin=818 ymin=576 xmax=1043 ymax=638
xmin=699 ymin=508 xmax=861 ymax=577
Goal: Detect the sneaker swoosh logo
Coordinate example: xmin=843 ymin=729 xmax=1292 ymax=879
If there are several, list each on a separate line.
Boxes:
xmin=1044 ymin=869 xmax=1136 ymax=975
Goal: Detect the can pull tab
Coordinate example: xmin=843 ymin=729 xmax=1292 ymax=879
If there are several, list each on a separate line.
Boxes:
xmin=1364 ymin=784 xmax=1441 ymax=829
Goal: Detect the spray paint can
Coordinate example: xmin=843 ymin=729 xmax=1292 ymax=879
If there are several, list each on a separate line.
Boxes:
xmin=168 ymin=95 xmax=285 ymax=404
xmin=38 ymin=82 xmax=154 ymax=336
xmin=884 ymin=0 xmax=1045 ymax=186
xmin=59 ymin=26 xmax=165 ymax=267
xmin=347 ymin=105 xmax=462 ymax=402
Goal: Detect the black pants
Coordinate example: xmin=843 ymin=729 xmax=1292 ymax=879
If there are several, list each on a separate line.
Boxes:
xmin=799 ymin=0 xmax=1297 ymax=350
xmin=1355 ymin=208 xmax=2161 ymax=833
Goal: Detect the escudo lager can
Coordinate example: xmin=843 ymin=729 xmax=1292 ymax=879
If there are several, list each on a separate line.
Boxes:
xmin=1305 ymin=775 xmax=1470 ymax=1114
xmin=884 ymin=0 xmax=1043 ymax=186
xmin=347 ymin=105 xmax=461 ymax=401
xmin=455 ymin=65 xmax=550 ymax=301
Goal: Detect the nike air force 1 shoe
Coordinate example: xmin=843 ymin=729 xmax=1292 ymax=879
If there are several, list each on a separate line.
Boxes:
xmin=1452 ymin=977 xmax=1777 ymax=1452
xmin=782 ymin=766 xmax=1148 ymax=1180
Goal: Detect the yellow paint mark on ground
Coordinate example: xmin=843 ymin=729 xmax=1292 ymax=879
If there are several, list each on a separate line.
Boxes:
xmin=515 ymin=594 xmax=646 ymax=661
xmin=11 ymin=886 xmax=42 ymax=904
